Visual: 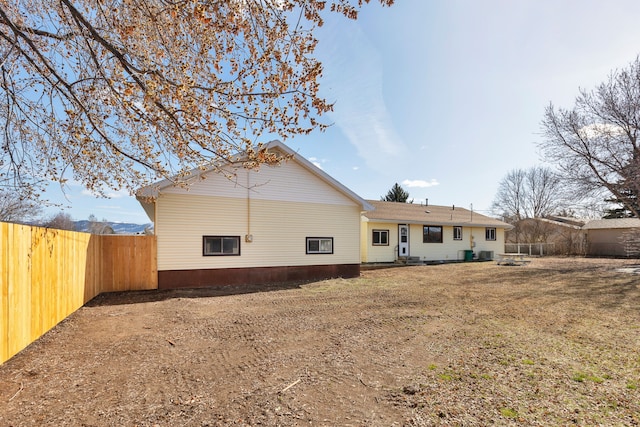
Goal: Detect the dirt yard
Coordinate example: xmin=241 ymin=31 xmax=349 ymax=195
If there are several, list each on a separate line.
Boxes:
xmin=1 ymin=257 xmax=639 ymax=426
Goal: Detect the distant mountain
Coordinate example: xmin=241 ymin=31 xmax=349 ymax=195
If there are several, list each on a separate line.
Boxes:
xmin=74 ymin=220 xmax=153 ymax=235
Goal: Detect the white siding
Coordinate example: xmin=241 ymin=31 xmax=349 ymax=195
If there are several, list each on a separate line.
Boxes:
xmin=407 ymin=224 xmax=503 ymax=261
xmin=162 ymin=163 xmax=355 ymax=206
xmin=362 ymin=222 xmax=505 ymax=262
xmin=472 ymin=227 xmax=505 ymax=257
xmin=156 ymin=193 xmax=361 ymax=271
xmin=363 ymin=222 xmax=398 ymax=263
xmin=360 ymin=219 xmax=369 ymax=263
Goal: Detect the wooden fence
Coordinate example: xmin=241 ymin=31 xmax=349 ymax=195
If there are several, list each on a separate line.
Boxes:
xmin=1 ymin=221 xmax=157 ymax=364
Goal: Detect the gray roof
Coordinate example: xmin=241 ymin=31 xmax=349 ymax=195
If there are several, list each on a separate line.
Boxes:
xmin=583 ymin=218 xmax=640 ymax=230
xmin=362 ymin=200 xmax=512 ymax=229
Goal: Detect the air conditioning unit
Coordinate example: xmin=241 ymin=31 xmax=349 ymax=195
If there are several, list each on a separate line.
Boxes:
xmin=479 ymin=251 xmax=494 ymax=260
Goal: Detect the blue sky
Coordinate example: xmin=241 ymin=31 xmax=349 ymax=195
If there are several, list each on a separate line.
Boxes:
xmin=42 ymin=0 xmax=640 ymax=223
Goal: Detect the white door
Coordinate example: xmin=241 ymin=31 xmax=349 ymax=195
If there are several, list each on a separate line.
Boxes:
xmin=398 ymin=224 xmax=409 ymax=257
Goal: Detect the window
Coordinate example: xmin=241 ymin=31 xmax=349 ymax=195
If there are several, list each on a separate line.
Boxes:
xmin=423 ymin=225 xmax=443 ymax=243
xmin=485 ymin=227 xmax=496 ymax=241
xmin=372 ymin=229 xmax=389 ymax=246
xmin=306 ymin=237 xmax=333 ymax=254
xmin=400 ymin=226 xmax=408 ymax=243
xmin=203 ymin=236 xmax=241 ymax=256
xmin=453 ymin=226 xmax=462 ymax=241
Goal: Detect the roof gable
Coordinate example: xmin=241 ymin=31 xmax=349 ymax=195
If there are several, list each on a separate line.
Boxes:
xmin=136 ymin=140 xmax=373 ymax=218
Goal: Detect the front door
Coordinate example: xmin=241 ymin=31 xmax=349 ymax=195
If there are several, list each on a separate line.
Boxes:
xmin=398 ymin=224 xmax=409 ymax=257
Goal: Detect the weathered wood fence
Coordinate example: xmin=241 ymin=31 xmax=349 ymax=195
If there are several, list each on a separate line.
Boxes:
xmin=1 ymin=221 xmax=157 ymax=364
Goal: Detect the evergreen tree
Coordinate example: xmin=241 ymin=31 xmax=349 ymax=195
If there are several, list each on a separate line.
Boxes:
xmin=603 ymin=177 xmax=640 ymax=218
xmin=381 ymin=183 xmax=412 ymax=203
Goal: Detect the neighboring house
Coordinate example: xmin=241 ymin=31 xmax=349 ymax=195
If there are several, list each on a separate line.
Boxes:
xmin=361 ymin=201 xmax=512 ymax=263
xmin=583 ymin=218 xmax=640 ymax=257
xmin=505 ymin=216 xmax=586 ymax=256
xmin=137 ymin=140 xmax=373 ymax=289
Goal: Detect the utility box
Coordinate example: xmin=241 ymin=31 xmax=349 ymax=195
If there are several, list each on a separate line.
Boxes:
xmin=479 ymin=251 xmax=494 ymax=260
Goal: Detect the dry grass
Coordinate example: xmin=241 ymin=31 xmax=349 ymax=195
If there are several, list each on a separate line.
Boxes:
xmin=0 ymin=257 xmax=639 ymax=426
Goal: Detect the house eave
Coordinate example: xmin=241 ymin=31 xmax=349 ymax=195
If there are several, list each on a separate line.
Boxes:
xmin=363 ymin=217 xmax=513 ymax=229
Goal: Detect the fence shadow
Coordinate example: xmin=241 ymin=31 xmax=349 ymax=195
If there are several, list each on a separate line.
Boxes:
xmin=85 ymin=281 xmax=308 ymax=307
xmin=504 ymin=266 xmax=640 ymax=311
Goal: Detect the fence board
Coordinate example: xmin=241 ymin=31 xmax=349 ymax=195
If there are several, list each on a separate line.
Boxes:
xmin=97 ymin=235 xmax=157 ymax=292
xmin=83 ymin=236 xmax=101 ymax=302
xmin=8 ymin=224 xmax=30 ymax=361
xmin=0 ymin=223 xmax=7 ymax=362
xmin=1 ymin=223 xmax=8 ymax=362
xmin=1 ymin=222 xmax=157 ymax=364
xmin=30 ymin=226 xmax=45 ymax=341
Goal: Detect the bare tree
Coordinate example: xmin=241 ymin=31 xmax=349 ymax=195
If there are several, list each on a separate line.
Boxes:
xmin=88 ymin=214 xmax=114 ymax=234
xmin=0 ymin=190 xmax=41 ymax=222
xmin=491 ymin=166 xmax=564 ymax=221
xmin=43 ymin=212 xmax=76 ymax=231
xmin=526 ymin=166 xmax=564 ymax=218
xmin=540 ymin=56 xmax=640 ymax=218
xmin=0 ymin=0 xmax=393 ymax=201
xmin=491 ymin=169 xmax=526 ymax=222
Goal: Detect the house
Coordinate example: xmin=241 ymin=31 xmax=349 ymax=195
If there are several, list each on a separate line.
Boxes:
xmin=136 ymin=140 xmax=373 ymax=289
xmin=360 ymin=201 xmax=512 ymax=263
xmin=583 ymin=218 xmax=640 ymax=257
xmin=505 ymin=216 xmax=586 ymax=256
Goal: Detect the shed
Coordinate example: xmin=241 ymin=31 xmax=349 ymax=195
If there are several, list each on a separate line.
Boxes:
xmin=583 ymin=218 xmax=640 ymax=257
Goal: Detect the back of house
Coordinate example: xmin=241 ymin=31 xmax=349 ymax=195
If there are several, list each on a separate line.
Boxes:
xmin=361 ymin=200 xmax=511 ymax=263
xmin=137 ymin=140 xmax=372 ymax=289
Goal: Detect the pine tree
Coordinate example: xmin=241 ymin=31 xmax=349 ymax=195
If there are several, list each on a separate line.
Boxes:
xmin=381 ymin=183 xmax=412 ymax=203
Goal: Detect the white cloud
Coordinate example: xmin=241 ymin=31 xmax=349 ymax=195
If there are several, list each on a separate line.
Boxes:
xmin=316 ymin=20 xmax=408 ymax=171
xmin=307 ymin=157 xmax=324 ymax=170
xmin=352 ymin=166 xmax=359 ymax=171
xmin=578 ymin=123 xmax=624 ymax=139
xmin=402 ymin=179 xmax=439 ymax=188
xmin=81 ymin=188 xmax=129 ymax=199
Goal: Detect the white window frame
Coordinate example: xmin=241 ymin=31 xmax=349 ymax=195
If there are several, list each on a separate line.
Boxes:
xmin=203 ymin=236 xmax=241 ymax=256
xmin=453 ymin=226 xmax=462 ymax=241
xmin=306 ymin=237 xmax=333 ymax=254
xmin=485 ymin=227 xmax=496 ymax=241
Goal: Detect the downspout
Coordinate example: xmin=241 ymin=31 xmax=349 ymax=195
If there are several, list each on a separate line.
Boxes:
xmin=246 ymin=169 xmax=252 ymax=242
xmin=469 ymin=203 xmax=474 ymax=251
xmin=154 ymin=199 xmax=158 ymax=235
